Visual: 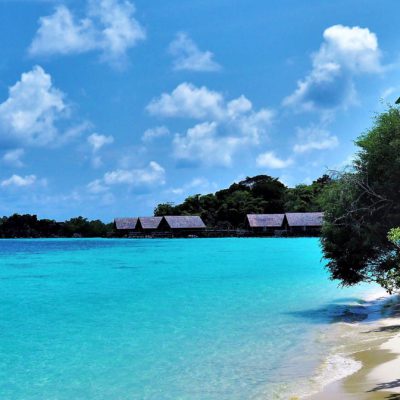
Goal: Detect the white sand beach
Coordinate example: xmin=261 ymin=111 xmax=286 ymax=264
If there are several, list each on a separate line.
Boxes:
xmin=305 ymin=294 xmax=400 ymax=400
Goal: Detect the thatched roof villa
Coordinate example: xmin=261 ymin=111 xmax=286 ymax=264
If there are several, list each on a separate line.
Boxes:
xmin=162 ymin=216 xmax=206 ymax=230
xmin=137 ymin=217 xmax=163 ymax=232
xmin=114 ymin=218 xmax=138 ymax=231
xmin=246 ymin=214 xmax=286 ymax=233
xmin=285 ymin=212 xmax=324 ymax=234
xmin=285 ymin=212 xmax=324 ymax=227
xmin=158 ymin=216 xmax=206 ymax=236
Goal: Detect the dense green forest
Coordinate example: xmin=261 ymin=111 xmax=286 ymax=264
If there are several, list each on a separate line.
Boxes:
xmin=0 ymin=215 xmax=115 ymax=238
xmin=155 ymin=174 xmax=331 ymax=228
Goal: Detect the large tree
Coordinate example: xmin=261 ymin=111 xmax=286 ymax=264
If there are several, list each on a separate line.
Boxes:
xmin=321 ymin=106 xmax=400 ymax=292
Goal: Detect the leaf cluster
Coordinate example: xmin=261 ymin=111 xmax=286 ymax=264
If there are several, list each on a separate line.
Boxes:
xmin=321 ymin=106 xmax=400 ymax=292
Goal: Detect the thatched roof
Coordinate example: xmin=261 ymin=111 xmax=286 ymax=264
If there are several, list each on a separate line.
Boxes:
xmin=114 ymin=218 xmax=138 ymax=230
xmin=163 ymin=215 xmax=206 ymax=229
xmin=285 ymin=212 xmax=324 ymax=227
xmin=247 ymin=214 xmax=285 ymax=228
xmin=138 ymin=216 xmax=162 ymax=230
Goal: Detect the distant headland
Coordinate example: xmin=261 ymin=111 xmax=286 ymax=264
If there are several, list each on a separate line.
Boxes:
xmin=0 ymin=174 xmax=329 ymax=238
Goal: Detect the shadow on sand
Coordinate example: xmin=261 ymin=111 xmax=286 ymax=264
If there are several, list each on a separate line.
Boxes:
xmin=286 ymin=295 xmax=398 ymax=325
xmin=367 ymin=379 xmax=400 ymax=400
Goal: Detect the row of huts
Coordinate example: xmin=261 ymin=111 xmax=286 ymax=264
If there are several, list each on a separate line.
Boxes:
xmin=246 ymin=212 xmax=324 ymax=235
xmin=114 ymin=212 xmax=324 ymax=237
xmin=115 ymin=216 xmax=206 ymax=237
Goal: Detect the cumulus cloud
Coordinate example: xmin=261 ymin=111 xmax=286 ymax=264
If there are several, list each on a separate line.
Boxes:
xmin=87 ymin=133 xmax=114 ymax=151
xmin=0 ymin=66 xmax=67 ymax=147
xmin=283 ymin=25 xmax=383 ymax=112
xmin=147 ymin=83 xmax=274 ymax=166
xmin=293 ymin=125 xmax=339 ymax=153
xmin=168 ymin=32 xmax=221 ymax=72
xmin=85 ymin=161 xmax=165 ymax=201
xmin=2 ymin=148 xmax=25 ymax=168
xmin=29 ymin=0 xmax=145 ymax=65
xmin=147 ymin=83 xmax=224 ymax=119
xmin=103 ymin=161 xmax=165 ymax=185
xmin=142 ymin=126 xmax=170 ymax=142
xmin=29 ymin=6 xmax=95 ymax=56
xmin=1 ymin=174 xmax=43 ymax=188
xmin=173 ymin=122 xmax=242 ymax=167
xmin=256 ymin=151 xmax=293 ymax=169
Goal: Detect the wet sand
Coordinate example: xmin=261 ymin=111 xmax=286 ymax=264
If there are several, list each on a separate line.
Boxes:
xmin=306 ymin=296 xmax=400 ymax=400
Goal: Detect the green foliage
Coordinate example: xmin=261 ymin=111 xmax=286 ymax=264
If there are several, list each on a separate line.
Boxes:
xmin=155 ymin=174 xmax=329 ymax=228
xmin=0 ymin=214 xmax=114 ymax=238
xmin=321 ymin=106 xmax=400 ymax=293
xmin=154 ymin=203 xmax=177 ymax=216
xmin=285 ymin=175 xmax=332 ymax=212
xmin=388 ymin=228 xmax=400 ymax=247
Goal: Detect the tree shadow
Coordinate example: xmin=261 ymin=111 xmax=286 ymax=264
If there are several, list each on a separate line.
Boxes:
xmin=286 ymin=296 xmax=397 ymax=325
xmin=367 ymin=378 xmax=400 ymax=393
xmin=385 ymin=395 xmax=400 ymax=400
xmin=365 ymin=325 xmax=400 ymax=333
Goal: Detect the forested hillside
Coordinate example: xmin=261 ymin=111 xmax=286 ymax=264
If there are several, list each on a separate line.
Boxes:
xmin=0 ymin=215 xmax=114 ymax=238
xmin=154 ymin=174 xmax=331 ymax=228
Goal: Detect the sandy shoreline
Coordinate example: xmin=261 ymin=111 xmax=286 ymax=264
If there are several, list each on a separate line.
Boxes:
xmin=304 ymin=293 xmax=400 ymax=400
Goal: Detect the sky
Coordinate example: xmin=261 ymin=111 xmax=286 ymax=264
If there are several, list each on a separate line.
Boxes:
xmin=0 ymin=0 xmax=399 ymax=221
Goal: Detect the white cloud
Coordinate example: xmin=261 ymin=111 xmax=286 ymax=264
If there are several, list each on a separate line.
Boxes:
xmin=226 ymin=95 xmax=252 ymax=117
xmin=2 ymin=148 xmax=25 ymax=167
xmin=283 ymin=25 xmax=383 ymax=112
xmin=103 ymin=161 xmax=165 ymax=185
xmin=0 ymin=66 xmax=67 ymax=146
xmin=87 ymin=133 xmax=114 ymax=152
xmin=293 ymin=126 xmax=339 ymax=153
xmin=168 ymin=32 xmax=221 ymax=72
xmin=1 ymin=174 xmax=38 ymax=188
xmin=317 ymin=25 xmax=382 ymax=73
xmin=29 ymin=6 xmax=95 ymax=56
xmin=29 ymin=0 xmax=145 ymax=65
xmin=142 ymin=126 xmax=170 ymax=142
xmin=256 ymin=151 xmax=293 ymax=169
xmin=168 ymin=177 xmax=214 ymax=196
xmin=147 ymin=83 xmax=274 ymax=166
xmin=87 ymin=178 xmax=109 ymax=194
xmin=173 ymin=122 xmax=241 ymax=167
xmin=86 ymin=133 xmax=114 ymax=168
xmin=147 ymin=84 xmax=273 ymax=138
xmin=147 ymin=83 xmax=224 ymax=119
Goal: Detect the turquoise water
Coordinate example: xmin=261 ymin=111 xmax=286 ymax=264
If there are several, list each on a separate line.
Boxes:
xmin=0 ymin=238 xmax=375 ymax=399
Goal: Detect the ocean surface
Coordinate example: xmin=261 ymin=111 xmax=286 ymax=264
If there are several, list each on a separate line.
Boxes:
xmin=0 ymin=238 xmax=377 ymax=399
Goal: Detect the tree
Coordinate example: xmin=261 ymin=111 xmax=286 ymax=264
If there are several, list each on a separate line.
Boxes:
xmin=153 ymin=174 xmax=327 ymax=229
xmin=321 ymin=106 xmax=400 ymax=293
xmin=154 ymin=203 xmax=177 ymax=216
xmin=285 ymin=175 xmax=332 ymax=212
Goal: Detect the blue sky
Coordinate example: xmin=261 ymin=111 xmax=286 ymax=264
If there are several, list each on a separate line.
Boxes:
xmin=0 ymin=0 xmax=399 ymax=221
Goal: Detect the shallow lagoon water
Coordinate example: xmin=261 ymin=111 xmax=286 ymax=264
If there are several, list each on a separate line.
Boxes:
xmin=0 ymin=238 xmax=376 ymax=399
